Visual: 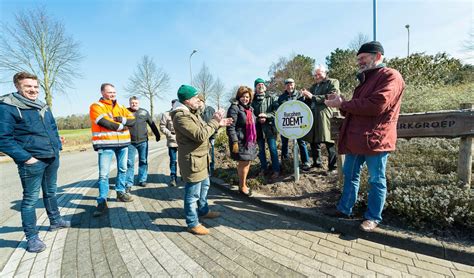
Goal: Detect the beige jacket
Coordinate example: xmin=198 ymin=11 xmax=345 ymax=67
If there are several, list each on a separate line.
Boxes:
xmin=170 ymin=102 xmax=219 ymax=183
xmin=159 ymin=111 xmax=178 ymax=147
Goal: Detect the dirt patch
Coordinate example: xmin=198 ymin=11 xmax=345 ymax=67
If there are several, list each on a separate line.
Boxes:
xmin=214 ymin=148 xmax=341 ymax=213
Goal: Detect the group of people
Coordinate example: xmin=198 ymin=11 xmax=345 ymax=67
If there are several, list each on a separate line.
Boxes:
xmin=0 ymin=40 xmax=405 ymax=249
xmin=214 ymin=40 xmax=405 ymax=233
xmin=222 ymin=63 xmax=341 ymax=197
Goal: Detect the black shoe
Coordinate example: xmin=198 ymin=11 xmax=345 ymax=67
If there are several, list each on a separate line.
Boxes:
xmin=138 ymin=182 xmax=147 ymax=187
xmin=301 ymin=164 xmax=311 ymax=171
xmin=327 ymin=166 xmax=338 ymax=174
xmin=325 ymin=208 xmax=352 ymax=219
xmin=312 ymin=163 xmax=323 ymax=168
xmin=93 ymin=202 xmax=108 ymax=217
xmin=169 ymin=179 xmax=177 ymax=187
xmin=117 ymin=192 xmax=134 ymax=202
xmin=126 ymin=186 xmax=132 ymax=193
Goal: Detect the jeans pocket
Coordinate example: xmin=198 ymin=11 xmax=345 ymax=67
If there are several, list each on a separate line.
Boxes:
xmin=19 ymin=160 xmax=44 ymax=177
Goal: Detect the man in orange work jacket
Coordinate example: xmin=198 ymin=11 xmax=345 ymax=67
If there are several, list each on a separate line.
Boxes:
xmin=89 ymin=83 xmax=136 ymax=217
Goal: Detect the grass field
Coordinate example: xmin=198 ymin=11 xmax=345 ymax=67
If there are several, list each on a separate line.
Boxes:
xmin=58 ymin=128 xmax=91 ymax=151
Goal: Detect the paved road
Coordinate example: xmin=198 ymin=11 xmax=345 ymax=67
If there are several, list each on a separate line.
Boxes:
xmin=0 ymin=142 xmax=473 ymax=277
xmin=0 ymin=141 xmax=166 ymax=271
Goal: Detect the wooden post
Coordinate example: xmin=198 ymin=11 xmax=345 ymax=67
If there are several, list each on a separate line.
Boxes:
xmin=458 ymin=103 xmax=473 ymax=188
xmin=337 ymin=152 xmax=345 ymax=187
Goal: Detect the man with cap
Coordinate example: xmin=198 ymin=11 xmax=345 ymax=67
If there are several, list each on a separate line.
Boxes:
xmin=160 ymin=99 xmax=179 ymax=186
xmin=251 ymin=78 xmax=281 ymax=181
xmin=325 ymin=41 xmax=405 ymax=232
xmin=301 ymin=65 xmax=340 ymax=172
xmin=277 ymin=78 xmax=311 ymax=171
xmin=171 ymin=84 xmax=232 ymax=235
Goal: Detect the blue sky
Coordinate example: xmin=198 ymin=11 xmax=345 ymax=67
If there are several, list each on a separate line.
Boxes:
xmin=0 ymin=0 xmax=472 ymax=117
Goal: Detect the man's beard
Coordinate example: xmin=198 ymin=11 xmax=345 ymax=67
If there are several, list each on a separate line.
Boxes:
xmin=358 ymin=59 xmax=377 ymax=73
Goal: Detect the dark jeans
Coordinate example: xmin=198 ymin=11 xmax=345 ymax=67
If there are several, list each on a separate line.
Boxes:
xmin=17 ymin=156 xmax=61 ymax=240
xmin=257 ymin=136 xmax=280 ymax=173
xmin=281 ymin=136 xmax=310 ymax=165
xmin=168 ymin=147 xmax=178 ymax=179
xmin=310 ymin=142 xmax=337 ymax=169
xmin=126 ymin=141 xmax=149 ymax=186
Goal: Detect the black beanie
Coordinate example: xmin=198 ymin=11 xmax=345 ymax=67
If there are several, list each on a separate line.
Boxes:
xmin=357 ymin=41 xmax=384 ymax=55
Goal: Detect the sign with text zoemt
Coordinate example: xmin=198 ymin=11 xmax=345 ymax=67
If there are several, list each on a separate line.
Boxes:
xmin=275 ymin=100 xmax=313 ymax=139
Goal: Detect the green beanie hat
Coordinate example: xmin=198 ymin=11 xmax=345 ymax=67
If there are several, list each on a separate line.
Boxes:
xmin=177 ymin=84 xmax=199 ymax=102
xmin=254 ymin=78 xmax=265 ymax=88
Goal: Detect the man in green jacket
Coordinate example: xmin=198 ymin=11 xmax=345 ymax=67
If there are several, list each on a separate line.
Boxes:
xmin=302 ymin=65 xmax=339 ymax=172
xmin=171 ymin=85 xmax=232 ymax=235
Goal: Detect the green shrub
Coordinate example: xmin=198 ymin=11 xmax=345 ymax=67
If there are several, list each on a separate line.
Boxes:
xmin=354 ymin=138 xmax=474 ymax=230
xmin=214 ymin=129 xmax=228 ymax=151
xmin=388 ymin=185 xmax=474 ymax=228
xmin=401 ymin=83 xmax=474 ymax=113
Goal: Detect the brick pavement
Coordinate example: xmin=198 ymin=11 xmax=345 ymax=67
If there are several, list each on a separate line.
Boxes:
xmin=1 ymin=151 xmax=473 ymax=277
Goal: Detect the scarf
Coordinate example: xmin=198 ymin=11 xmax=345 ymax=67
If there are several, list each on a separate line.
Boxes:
xmin=244 ymin=106 xmax=257 ymax=147
xmin=2 ymin=92 xmax=49 ymax=119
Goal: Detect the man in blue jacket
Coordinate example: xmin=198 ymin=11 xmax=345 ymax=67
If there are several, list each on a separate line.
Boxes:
xmin=0 ymin=72 xmax=70 ymax=253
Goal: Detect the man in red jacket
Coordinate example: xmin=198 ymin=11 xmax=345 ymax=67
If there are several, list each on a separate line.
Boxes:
xmin=325 ymin=41 xmax=405 ymax=232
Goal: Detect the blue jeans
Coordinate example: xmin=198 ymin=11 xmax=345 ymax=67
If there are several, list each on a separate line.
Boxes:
xmin=184 ymin=177 xmax=210 ymax=228
xmin=168 ymin=147 xmax=178 ymax=180
xmin=126 ymin=141 xmax=149 ymax=187
xmin=337 ymin=152 xmax=389 ymax=223
xmin=17 ymin=157 xmax=61 ymax=240
xmin=257 ymin=137 xmax=280 ymax=173
xmin=280 ymin=136 xmax=310 ymax=165
xmin=97 ymin=147 xmax=128 ymax=204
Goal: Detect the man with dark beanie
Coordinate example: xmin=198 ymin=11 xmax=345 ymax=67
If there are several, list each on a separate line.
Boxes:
xmin=325 ymin=41 xmax=405 ymax=232
xmin=251 ymin=78 xmax=281 ymax=180
xmin=171 ymin=85 xmax=232 ymax=235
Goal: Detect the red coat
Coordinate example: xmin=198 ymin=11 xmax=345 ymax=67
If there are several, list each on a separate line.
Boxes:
xmin=338 ymin=66 xmax=405 ymax=155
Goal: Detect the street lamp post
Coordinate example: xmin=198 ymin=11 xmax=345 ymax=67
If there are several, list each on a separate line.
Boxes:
xmin=405 ymin=24 xmax=410 ymax=57
xmin=189 ymin=49 xmax=197 ymax=84
xmin=373 ymin=0 xmax=377 ymax=40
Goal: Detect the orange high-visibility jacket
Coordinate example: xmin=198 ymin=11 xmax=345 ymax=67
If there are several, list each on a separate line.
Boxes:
xmin=89 ymin=98 xmax=135 ymax=150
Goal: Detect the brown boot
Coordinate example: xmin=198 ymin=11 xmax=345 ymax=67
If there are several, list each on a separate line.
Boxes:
xmin=187 ymin=224 xmax=209 ymax=235
xmin=201 ymin=211 xmax=221 ymax=219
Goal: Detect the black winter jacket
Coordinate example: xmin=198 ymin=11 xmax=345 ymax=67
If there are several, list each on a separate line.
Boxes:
xmin=226 ymin=102 xmax=258 ymax=161
xmin=127 ymin=108 xmax=160 ymax=144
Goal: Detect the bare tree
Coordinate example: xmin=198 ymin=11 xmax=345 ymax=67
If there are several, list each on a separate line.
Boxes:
xmin=0 ymin=7 xmax=83 ymax=109
xmin=125 ymin=55 xmax=170 ymax=117
xmin=349 ymin=32 xmax=370 ymax=51
xmin=192 ymin=63 xmax=215 ymax=101
xmin=462 ymin=28 xmax=473 ymax=62
xmin=208 ymin=77 xmax=227 ymax=109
